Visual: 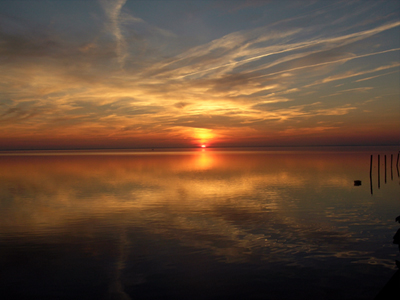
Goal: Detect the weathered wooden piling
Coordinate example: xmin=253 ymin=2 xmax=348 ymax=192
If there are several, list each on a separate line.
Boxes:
xmin=397 ymin=152 xmax=400 ymax=177
xmin=370 ymin=155 xmax=373 ymax=175
xmin=384 ymin=155 xmax=387 ymax=183
xmin=370 ymin=175 xmax=373 ymax=195
xmin=378 ymin=155 xmax=380 ymax=189
xmin=369 ymin=152 xmax=400 ymax=191
xmin=370 ymin=154 xmax=373 ymax=195
xmin=391 ymin=154 xmax=393 ymax=180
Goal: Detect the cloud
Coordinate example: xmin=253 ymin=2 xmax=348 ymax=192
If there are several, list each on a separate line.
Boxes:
xmin=100 ymin=0 xmax=128 ymax=66
xmin=151 ymin=20 xmax=400 ymax=81
xmin=314 ymin=62 xmax=400 ymax=85
xmin=355 ymin=70 xmax=399 ymax=82
xmin=0 ymin=26 xmax=62 ymax=60
xmin=250 ymin=98 xmax=293 ymax=111
xmin=174 ymin=102 xmax=190 ymax=109
xmin=0 ymin=0 xmax=399 ymax=148
xmin=68 ymin=98 xmax=164 ymax=117
xmin=321 ymin=87 xmax=373 ymax=98
xmin=252 ymin=101 xmax=357 ymax=121
xmin=256 ymin=48 xmax=400 ymax=81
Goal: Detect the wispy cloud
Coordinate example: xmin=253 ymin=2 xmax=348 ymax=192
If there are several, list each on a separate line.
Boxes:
xmin=321 ymin=87 xmax=374 ymax=98
xmin=150 ymin=20 xmax=400 ymax=81
xmin=355 ymin=70 xmax=399 ymax=82
xmin=100 ymin=0 xmax=128 ymax=66
xmin=0 ymin=0 xmax=399 ymax=148
xmin=310 ymin=62 xmax=400 ymax=85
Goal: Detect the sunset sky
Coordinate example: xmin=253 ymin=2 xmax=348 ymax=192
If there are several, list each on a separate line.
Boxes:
xmin=1 ymin=0 xmax=399 ymax=149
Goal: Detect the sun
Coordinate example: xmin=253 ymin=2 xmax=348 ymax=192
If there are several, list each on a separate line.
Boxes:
xmin=193 ymin=128 xmax=214 ymax=147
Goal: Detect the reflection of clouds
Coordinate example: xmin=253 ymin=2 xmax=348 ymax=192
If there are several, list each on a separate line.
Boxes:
xmin=0 ymin=151 xmax=384 ymax=266
xmin=107 ymin=227 xmax=132 ymax=300
xmin=351 ymin=257 xmax=397 ymax=270
xmin=1 ymin=150 xmax=398 ymax=297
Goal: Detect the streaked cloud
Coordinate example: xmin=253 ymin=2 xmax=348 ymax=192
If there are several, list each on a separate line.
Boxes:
xmin=0 ymin=0 xmax=399 ymax=149
xmin=100 ymin=0 xmax=129 ymax=66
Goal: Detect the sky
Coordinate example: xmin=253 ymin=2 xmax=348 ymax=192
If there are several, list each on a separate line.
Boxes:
xmin=0 ymin=0 xmax=399 ymax=150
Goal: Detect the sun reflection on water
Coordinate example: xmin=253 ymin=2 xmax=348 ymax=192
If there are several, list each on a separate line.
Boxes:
xmin=0 ymin=149 xmax=399 ymax=299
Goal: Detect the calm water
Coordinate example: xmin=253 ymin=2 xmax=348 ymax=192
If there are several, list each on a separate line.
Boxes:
xmin=0 ymin=147 xmax=399 ymax=300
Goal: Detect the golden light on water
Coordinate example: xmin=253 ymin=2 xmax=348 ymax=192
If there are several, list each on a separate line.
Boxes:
xmin=0 ymin=150 xmax=394 ymax=233
xmin=0 ymin=148 xmax=399 ymax=299
xmin=1 ymin=0 xmax=400 ymax=297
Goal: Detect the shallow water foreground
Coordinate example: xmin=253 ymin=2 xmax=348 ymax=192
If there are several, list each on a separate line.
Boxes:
xmin=0 ymin=147 xmax=399 ymax=300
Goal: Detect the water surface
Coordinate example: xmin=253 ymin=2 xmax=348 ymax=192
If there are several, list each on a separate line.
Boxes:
xmin=0 ymin=147 xmax=399 ymax=299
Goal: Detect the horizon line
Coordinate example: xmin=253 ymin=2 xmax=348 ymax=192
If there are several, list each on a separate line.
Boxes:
xmin=0 ymin=144 xmax=399 ymax=152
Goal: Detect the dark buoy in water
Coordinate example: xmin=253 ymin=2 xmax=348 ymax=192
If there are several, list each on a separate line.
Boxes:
xmin=354 ymin=180 xmax=362 ymax=186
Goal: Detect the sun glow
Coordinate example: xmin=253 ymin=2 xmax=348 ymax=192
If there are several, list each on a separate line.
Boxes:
xmin=192 ymin=128 xmax=214 ymax=147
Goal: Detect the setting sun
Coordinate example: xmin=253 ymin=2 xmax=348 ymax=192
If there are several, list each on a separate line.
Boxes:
xmin=1 ymin=0 xmax=399 ymax=299
xmin=0 ymin=0 xmax=398 ymax=151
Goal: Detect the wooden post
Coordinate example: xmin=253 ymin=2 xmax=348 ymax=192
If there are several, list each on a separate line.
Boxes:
xmin=378 ymin=155 xmax=380 ymax=189
xmin=370 ymin=172 xmax=373 ymax=195
xmin=397 ymin=151 xmax=400 ymax=167
xmin=398 ymin=152 xmax=400 ymax=177
xmin=370 ymin=154 xmax=373 ymax=195
xmin=370 ymin=155 xmax=373 ymax=175
xmin=384 ymin=155 xmax=387 ymax=183
xmin=391 ymin=154 xmax=393 ymax=181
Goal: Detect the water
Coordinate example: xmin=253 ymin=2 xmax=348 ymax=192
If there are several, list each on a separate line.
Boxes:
xmin=0 ymin=147 xmax=399 ymax=300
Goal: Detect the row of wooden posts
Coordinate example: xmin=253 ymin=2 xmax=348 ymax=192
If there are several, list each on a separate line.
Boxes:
xmin=369 ymin=152 xmax=400 ymax=194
